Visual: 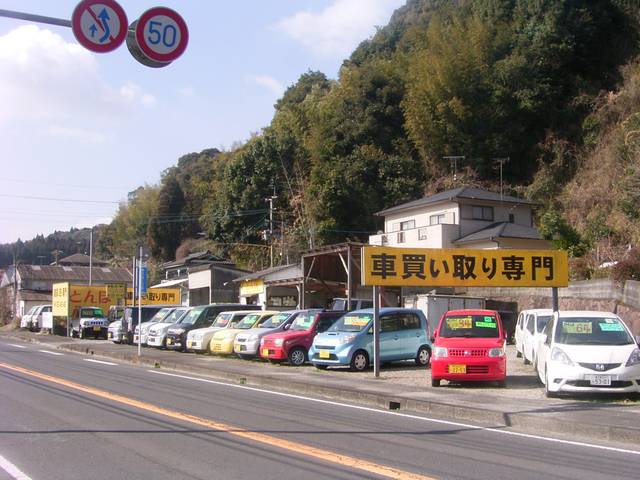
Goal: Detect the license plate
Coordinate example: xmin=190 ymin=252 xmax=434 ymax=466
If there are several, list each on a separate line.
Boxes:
xmin=187 ymin=341 xmax=192 ymax=349
xmin=93 ymin=326 xmax=101 ymax=332
xmin=587 ymin=375 xmax=611 ymax=386
xmin=262 ymin=348 xmax=270 ymax=357
xmin=234 ymin=345 xmax=241 ymax=353
xmin=449 ymin=364 xmax=466 ymax=374
xmin=319 ymin=350 xmax=330 ymax=359
xmin=167 ymin=338 xmax=173 ymax=345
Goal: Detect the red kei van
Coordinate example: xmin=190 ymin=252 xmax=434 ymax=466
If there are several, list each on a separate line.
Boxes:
xmin=431 ymin=309 xmax=507 ymax=387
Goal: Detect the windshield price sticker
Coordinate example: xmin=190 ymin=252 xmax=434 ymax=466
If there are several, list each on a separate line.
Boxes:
xmin=476 ymin=321 xmax=497 ymax=328
xmin=296 ymin=317 xmax=313 ymax=328
xmin=562 ymin=322 xmax=593 ymax=334
xmin=344 ymin=316 xmax=371 ymax=327
xmin=483 ymin=316 xmax=495 ymax=322
xmin=446 ymin=317 xmax=472 ymax=329
xmin=599 ymin=322 xmax=625 ymax=332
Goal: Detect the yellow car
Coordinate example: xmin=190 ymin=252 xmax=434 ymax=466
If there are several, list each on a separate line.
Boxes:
xmin=209 ymin=311 xmax=278 ymax=355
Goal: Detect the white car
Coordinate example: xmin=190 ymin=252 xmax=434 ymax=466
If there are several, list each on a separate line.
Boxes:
xmin=233 ymin=310 xmax=299 ymax=358
xmin=147 ymin=307 xmax=190 ymax=348
xmin=536 ymin=311 xmax=640 ymax=397
xmin=517 ymin=309 xmax=553 ymax=366
xmin=186 ymin=310 xmax=256 ymax=353
xmin=134 ymin=307 xmax=176 ymax=345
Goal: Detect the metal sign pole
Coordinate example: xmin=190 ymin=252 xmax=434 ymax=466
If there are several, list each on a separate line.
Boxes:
xmin=373 ymin=285 xmax=380 ymax=378
xmin=137 ymin=246 xmax=142 ymax=357
xmin=552 ymin=287 xmax=559 ymax=313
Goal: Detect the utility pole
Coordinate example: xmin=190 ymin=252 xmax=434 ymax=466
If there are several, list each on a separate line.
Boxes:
xmin=265 ymin=193 xmax=277 ymax=268
xmin=443 ymin=156 xmax=465 ymax=183
xmin=89 ymin=227 xmax=93 ymax=286
xmin=494 ymin=157 xmax=510 ymax=202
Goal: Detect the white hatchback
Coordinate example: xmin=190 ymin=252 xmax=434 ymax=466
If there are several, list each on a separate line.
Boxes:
xmin=516 ymin=309 xmax=553 ymax=366
xmin=536 ymin=311 xmax=640 ymax=397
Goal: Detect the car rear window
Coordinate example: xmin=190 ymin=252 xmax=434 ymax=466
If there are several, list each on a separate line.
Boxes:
xmin=440 ymin=314 xmax=499 ymax=338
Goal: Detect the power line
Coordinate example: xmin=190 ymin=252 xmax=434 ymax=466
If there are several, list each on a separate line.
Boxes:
xmin=0 ymin=193 xmax=120 ymax=204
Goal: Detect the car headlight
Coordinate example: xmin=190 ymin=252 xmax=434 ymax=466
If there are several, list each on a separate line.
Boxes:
xmin=550 ymin=347 xmax=574 ymax=366
xmin=434 ymin=346 xmax=448 ymax=358
xmin=338 ymin=334 xmax=357 ymax=345
xmin=626 ymin=348 xmax=640 ymax=367
xmin=193 ymin=333 xmax=203 ymax=341
xmin=274 ymin=338 xmax=284 ymax=347
xmin=488 ymin=347 xmax=505 ymax=358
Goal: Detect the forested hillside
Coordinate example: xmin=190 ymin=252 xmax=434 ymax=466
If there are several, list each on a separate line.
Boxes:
xmin=6 ymin=0 xmax=640 ymax=279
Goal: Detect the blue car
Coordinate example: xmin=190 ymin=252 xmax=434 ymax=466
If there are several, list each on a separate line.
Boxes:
xmin=308 ymin=308 xmax=431 ymax=371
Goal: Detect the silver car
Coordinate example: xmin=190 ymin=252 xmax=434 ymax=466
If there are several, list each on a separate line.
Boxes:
xmin=233 ymin=310 xmax=301 ymax=358
xmin=147 ymin=307 xmax=190 ymax=348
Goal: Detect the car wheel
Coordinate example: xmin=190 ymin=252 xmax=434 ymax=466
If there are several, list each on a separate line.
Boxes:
xmin=314 ymin=364 xmax=328 ymax=370
xmin=78 ymin=328 xmax=84 ymax=339
xmin=523 ymin=354 xmax=530 ymax=365
xmin=415 ymin=345 xmax=431 ymax=367
xmin=350 ymin=350 xmax=369 ymax=372
xmin=431 ymin=378 xmax=441 ymax=387
xmin=288 ymin=347 xmax=307 ymax=366
xmin=516 ymin=349 xmax=522 ymax=358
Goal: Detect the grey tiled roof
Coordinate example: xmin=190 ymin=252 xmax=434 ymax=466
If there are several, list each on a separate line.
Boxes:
xmin=454 ymin=222 xmax=544 ymax=244
xmin=376 ymin=186 xmax=537 ymax=216
xmin=17 ymin=265 xmax=131 ymax=283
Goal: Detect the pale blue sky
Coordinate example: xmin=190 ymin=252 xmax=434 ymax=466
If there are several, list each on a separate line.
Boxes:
xmin=0 ymin=0 xmax=404 ymax=243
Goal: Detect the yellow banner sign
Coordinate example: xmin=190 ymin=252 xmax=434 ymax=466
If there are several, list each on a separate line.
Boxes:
xmin=125 ymin=288 xmax=181 ymax=305
xmin=362 ymin=246 xmax=568 ymax=287
xmin=240 ymin=279 xmax=265 ymax=297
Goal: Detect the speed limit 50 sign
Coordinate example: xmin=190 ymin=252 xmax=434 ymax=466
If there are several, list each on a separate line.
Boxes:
xmin=135 ymin=7 xmax=188 ymax=64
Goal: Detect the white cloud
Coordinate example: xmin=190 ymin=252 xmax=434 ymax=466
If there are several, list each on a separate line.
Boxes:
xmin=247 ymin=75 xmax=285 ymax=96
xmin=277 ymin=0 xmax=405 ymax=58
xmin=45 ymin=125 xmax=108 ymax=143
xmin=0 ymin=25 xmax=155 ymax=127
xmin=178 ymin=86 xmax=196 ymax=97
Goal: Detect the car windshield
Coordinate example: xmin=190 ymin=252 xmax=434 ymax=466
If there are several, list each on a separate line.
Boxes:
xmin=555 ymin=317 xmax=634 ymax=346
xmin=236 ymin=313 xmax=264 ymax=329
xmin=439 ymin=314 xmax=500 ymax=338
xmin=150 ymin=308 xmax=172 ymax=322
xmin=292 ymin=312 xmax=316 ymax=331
xmin=164 ymin=308 xmax=188 ymax=323
xmin=212 ymin=313 xmax=232 ymax=328
xmin=80 ymin=308 xmax=104 ymax=318
xmin=329 ymin=313 xmax=372 ymax=333
xmin=259 ymin=313 xmax=290 ymax=329
xmin=536 ymin=315 xmax=552 ymax=333
xmin=179 ymin=307 xmax=204 ymax=325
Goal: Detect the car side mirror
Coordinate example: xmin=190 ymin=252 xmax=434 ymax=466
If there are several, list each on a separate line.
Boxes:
xmin=284 ymin=324 xmax=290 ymax=330
xmin=367 ymin=326 xmax=373 ymax=334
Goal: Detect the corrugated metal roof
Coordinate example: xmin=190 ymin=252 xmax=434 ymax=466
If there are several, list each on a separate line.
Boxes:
xmin=376 ymin=186 xmax=537 ymax=216
xmin=19 ymin=290 xmax=52 ymax=302
xmin=17 ymin=264 xmax=131 ymax=282
xmin=234 ymin=264 xmax=300 ymax=282
xmin=57 ymin=253 xmax=108 ymax=266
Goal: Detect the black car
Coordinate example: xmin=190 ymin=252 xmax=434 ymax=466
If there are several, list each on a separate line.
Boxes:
xmin=165 ymin=303 xmax=257 ymax=351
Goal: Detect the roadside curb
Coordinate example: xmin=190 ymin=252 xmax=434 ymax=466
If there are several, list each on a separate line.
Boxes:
xmin=3 ymin=332 xmax=639 ymax=447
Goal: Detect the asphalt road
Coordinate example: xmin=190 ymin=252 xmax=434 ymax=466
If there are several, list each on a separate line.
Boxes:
xmin=1 ymin=339 xmax=639 ymax=480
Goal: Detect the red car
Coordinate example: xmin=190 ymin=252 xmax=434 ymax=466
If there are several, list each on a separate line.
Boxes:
xmin=431 ymin=309 xmax=507 ymax=387
xmin=260 ymin=310 xmax=343 ymax=366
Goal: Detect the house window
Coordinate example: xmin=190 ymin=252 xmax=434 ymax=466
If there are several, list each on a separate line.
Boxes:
xmin=418 ymin=228 xmax=428 ymax=240
xmin=400 ymin=220 xmax=415 ymax=230
xmin=472 ymin=206 xmax=493 ymax=221
xmin=430 ymin=214 xmax=445 ymax=225
xmin=397 ymin=231 xmax=405 ymax=243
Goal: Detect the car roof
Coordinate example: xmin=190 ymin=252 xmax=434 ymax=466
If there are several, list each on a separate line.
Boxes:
xmin=349 ymin=307 xmax=420 ymax=314
xmin=444 ymin=309 xmax=499 ymax=316
xmin=519 ymin=309 xmax=553 ymax=314
xmin=557 ymin=310 xmax=620 ymax=318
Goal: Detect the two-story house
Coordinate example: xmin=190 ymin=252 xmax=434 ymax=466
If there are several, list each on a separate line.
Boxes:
xmin=368 ymin=186 xmax=550 ymax=250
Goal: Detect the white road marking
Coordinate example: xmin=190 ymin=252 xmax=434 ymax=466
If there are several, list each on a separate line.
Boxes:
xmin=84 ymin=359 xmax=118 ymax=366
xmin=148 ymin=369 xmax=640 ymax=457
xmin=37 ymin=350 xmax=63 ymax=356
xmin=0 ymin=453 xmax=33 ymax=480
xmin=8 ymin=344 xmax=26 ymax=349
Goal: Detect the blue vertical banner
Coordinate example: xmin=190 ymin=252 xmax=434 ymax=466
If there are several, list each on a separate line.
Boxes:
xmin=140 ymin=263 xmax=148 ymax=295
